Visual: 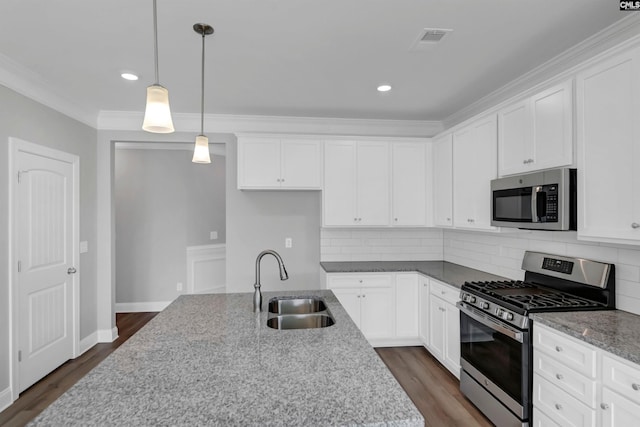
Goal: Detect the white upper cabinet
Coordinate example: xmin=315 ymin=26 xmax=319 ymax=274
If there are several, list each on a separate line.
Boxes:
xmin=324 ymin=140 xmax=390 ymax=227
xmin=577 ymin=46 xmax=640 ymax=245
xmin=392 ymin=142 xmax=428 ymax=226
xmin=237 ymin=136 xmax=322 ymax=190
xmin=453 ymin=114 xmax=498 ymax=231
xmin=498 ymin=80 xmax=573 ymax=176
xmin=433 ymin=133 xmax=453 ymax=227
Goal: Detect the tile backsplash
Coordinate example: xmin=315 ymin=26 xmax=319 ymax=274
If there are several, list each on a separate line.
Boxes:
xmin=445 ymin=229 xmax=640 ymax=315
xmin=320 ymin=227 xmax=640 ymax=316
xmin=320 ymin=228 xmax=443 ymax=262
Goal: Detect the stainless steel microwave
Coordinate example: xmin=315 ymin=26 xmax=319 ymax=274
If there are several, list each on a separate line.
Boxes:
xmin=491 ymin=168 xmax=576 ymax=231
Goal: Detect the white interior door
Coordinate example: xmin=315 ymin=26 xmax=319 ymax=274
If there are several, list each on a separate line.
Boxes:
xmin=15 ymin=145 xmax=77 ymax=393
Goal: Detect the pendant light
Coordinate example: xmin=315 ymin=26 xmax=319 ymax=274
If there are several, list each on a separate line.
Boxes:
xmin=192 ymin=23 xmax=214 ymax=164
xmin=142 ymin=0 xmax=175 ymax=133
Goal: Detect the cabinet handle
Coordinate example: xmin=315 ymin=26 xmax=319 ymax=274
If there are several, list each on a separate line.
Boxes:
xmin=555 ymin=346 xmax=563 ymax=352
xmin=556 ymin=373 xmax=563 ymax=380
xmin=359 ymin=280 xmax=363 ymax=283
xmin=354 ymin=218 xmax=358 ymax=222
xmin=446 ymin=217 xmax=451 ymax=221
xmin=523 ymin=159 xmax=528 ymax=164
xmin=632 ymin=223 xmax=640 ymax=229
xmin=601 ymin=403 xmax=609 ymax=410
xmin=555 ymin=403 xmax=562 ymax=410
xmin=362 ymin=294 xmax=366 ymax=298
xmin=394 ymin=218 xmax=398 ymax=222
xmin=633 ymin=383 xmax=640 ymax=391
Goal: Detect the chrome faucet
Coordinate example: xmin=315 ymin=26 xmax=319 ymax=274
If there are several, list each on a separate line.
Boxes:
xmin=253 ymin=249 xmax=288 ymax=312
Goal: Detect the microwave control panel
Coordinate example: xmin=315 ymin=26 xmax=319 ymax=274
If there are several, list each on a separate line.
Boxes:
xmin=540 ymin=184 xmax=558 ymax=222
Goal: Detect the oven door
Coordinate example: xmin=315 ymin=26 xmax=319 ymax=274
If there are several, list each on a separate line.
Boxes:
xmin=458 ymin=302 xmax=531 ymax=425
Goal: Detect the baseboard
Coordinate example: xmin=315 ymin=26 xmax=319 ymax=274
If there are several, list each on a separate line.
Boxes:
xmin=0 ymin=386 xmax=13 ymax=412
xmin=369 ymin=337 xmax=424 ymax=348
xmin=78 ymin=331 xmax=98 ymax=356
xmin=97 ymin=327 xmax=119 ymax=343
xmin=115 ymin=301 xmax=172 ymax=313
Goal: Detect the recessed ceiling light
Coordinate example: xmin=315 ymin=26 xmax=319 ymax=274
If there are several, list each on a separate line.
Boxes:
xmin=121 ymin=72 xmax=139 ymax=81
xmin=377 ymin=84 xmax=392 ymax=92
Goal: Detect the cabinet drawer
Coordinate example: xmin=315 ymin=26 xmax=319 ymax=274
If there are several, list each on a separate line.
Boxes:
xmin=327 ymin=274 xmax=392 ymax=289
xmin=602 ymin=354 xmax=640 ymax=406
xmin=533 ymin=407 xmax=561 ymax=427
xmin=534 ymin=349 xmax=597 ymax=407
xmin=429 ymin=279 xmax=460 ymax=306
xmin=534 ymin=374 xmax=596 ymax=427
xmin=534 ymin=324 xmax=597 ymax=378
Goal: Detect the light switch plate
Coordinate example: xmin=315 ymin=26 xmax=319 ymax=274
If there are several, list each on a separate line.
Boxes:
xmin=210 ymin=231 xmax=218 ymax=240
xmin=80 ymin=241 xmax=88 ymax=253
xmin=285 ymin=237 xmax=292 ymax=248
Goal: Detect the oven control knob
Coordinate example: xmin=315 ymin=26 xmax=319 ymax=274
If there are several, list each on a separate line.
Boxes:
xmin=506 ymin=313 xmax=514 ymax=321
xmin=481 ymin=302 xmax=489 ymax=310
xmin=469 ymin=296 xmax=476 ymax=304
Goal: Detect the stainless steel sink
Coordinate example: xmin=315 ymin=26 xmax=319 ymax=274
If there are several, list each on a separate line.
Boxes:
xmin=266 ymin=296 xmax=335 ymax=330
xmin=267 ymin=313 xmax=335 ymax=330
xmin=267 ymin=296 xmax=328 ymax=315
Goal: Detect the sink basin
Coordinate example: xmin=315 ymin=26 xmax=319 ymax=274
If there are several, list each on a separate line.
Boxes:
xmin=267 ymin=296 xmax=328 ymax=315
xmin=267 ymin=313 xmax=335 ymax=330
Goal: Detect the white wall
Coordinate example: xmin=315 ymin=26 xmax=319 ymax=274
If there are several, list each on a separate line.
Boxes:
xmin=225 ymin=136 xmax=322 ymax=294
xmin=115 ymin=148 xmax=226 ymax=305
xmin=320 ymin=228 xmax=443 ymax=261
xmin=0 ymin=84 xmax=97 ymax=397
xmin=444 ymin=229 xmax=640 ymax=315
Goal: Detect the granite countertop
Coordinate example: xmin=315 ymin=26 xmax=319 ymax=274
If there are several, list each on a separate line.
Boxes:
xmin=31 ymin=290 xmax=423 ymax=426
xmin=532 ymin=311 xmax=640 ymax=366
xmin=321 ymin=260 xmax=507 ymax=289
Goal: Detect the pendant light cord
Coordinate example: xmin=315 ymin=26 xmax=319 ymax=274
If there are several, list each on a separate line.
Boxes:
xmin=153 ymin=0 xmax=160 ymax=85
xmin=200 ymin=31 xmax=205 ymax=135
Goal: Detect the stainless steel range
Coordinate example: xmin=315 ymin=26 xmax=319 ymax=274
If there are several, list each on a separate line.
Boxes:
xmin=457 ymin=251 xmax=615 ymax=427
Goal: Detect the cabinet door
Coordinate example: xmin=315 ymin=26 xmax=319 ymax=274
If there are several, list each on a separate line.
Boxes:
xmin=433 ymin=134 xmax=453 ymax=227
xmin=419 ymin=278 xmax=430 ymax=345
xmin=453 ymin=115 xmax=498 ymax=230
xmin=237 ymin=137 xmax=281 ymax=189
xmin=429 ymin=296 xmax=446 ymax=361
xmin=323 ymin=141 xmax=357 ymax=226
xmin=443 ymin=300 xmax=461 ymax=377
xmin=498 ymin=99 xmax=531 ymax=176
xmin=392 ymin=143 xmax=426 ymax=226
xmin=361 ymin=286 xmax=394 ymax=340
xmin=330 ymin=288 xmax=362 ymax=329
xmin=395 ymin=274 xmax=420 ymax=338
xmin=577 ymin=48 xmax=640 ymax=243
xmin=281 ymin=139 xmax=322 ymax=189
xmin=357 ymin=141 xmax=390 ymax=226
xmin=531 ymin=81 xmax=573 ymax=171
xmin=602 ymin=387 xmax=640 ymax=427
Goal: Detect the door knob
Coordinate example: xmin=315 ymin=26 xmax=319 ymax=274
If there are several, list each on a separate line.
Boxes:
xmin=67 ymin=267 xmax=77 ymax=275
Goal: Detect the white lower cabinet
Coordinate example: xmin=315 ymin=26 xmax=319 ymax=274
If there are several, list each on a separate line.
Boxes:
xmin=533 ymin=323 xmax=640 ymax=427
xmin=327 ymin=274 xmax=394 ymax=342
xmin=419 ymin=276 xmax=430 ymax=345
xmin=427 ymin=279 xmax=460 ymax=378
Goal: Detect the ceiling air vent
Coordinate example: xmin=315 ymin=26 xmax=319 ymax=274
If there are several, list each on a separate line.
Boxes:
xmin=411 ymin=28 xmax=452 ymax=50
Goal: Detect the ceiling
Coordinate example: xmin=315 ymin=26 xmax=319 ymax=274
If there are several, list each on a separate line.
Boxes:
xmin=0 ymin=1 xmax=627 ymax=124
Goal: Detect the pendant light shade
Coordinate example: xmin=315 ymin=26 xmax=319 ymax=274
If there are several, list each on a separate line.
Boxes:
xmin=142 ymin=84 xmax=175 ymax=133
xmin=192 ymin=23 xmax=214 ymax=164
xmin=192 ymin=135 xmax=211 ymax=163
xmin=142 ymin=0 xmax=175 ymax=134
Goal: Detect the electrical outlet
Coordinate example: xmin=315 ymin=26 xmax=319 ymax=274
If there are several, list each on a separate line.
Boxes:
xmin=79 ymin=241 xmax=89 ymax=253
xmin=285 ymin=237 xmax=292 ymax=248
xmin=177 ymin=282 xmax=183 ymax=291
xmin=210 ymin=231 xmax=218 ymax=240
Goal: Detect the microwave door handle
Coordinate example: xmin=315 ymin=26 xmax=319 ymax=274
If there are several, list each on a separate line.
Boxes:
xmin=531 ymin=186 xmax=541 ymax=222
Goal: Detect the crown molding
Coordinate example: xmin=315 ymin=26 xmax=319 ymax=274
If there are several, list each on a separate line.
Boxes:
xmin=115 ymin=141 xmax=226 ymax=156
xmin=443 ymin=14 xmax=640 ymax=130
xmin=98 ymin=110 xmax=443 ymax=138
xmin=0 ymin=52 xmax=97 ymax=128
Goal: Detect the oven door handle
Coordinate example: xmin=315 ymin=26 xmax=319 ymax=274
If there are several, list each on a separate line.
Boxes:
xmin=457 ymin=302 xmax=524 ymax=343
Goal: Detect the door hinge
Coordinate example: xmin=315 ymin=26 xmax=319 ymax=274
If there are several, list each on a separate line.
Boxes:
xmin=17 ymin=261 xmax=21 ymax=272
xmin=18 ymin=350 xmax=22 ymax=362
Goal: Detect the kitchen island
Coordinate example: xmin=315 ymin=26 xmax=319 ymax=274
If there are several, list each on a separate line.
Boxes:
xmin=30 ymin=290 xmax=423 ymax=426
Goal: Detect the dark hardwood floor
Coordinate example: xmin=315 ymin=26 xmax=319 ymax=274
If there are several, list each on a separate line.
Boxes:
xmin=0 ymin=312 xmax=158 ymax=427
xmin=376 ymin=346 xmax=493 ymax=427
xmin=1 ymin=314 xmax=490 ymax=427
